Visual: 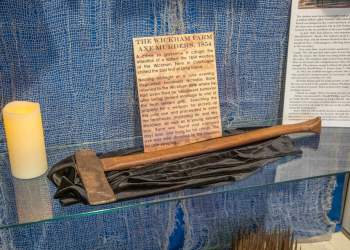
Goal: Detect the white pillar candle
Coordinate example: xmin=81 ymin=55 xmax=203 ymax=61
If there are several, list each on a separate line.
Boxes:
xmin=2 ymin=101 xmax=48 ymax=179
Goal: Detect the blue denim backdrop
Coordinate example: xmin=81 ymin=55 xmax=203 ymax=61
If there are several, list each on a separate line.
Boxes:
xmin=0 ymin=0 xmax=338 ymax=249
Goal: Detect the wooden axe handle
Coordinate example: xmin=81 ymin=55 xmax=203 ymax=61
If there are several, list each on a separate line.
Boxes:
xmin=101 ymin=117 xmax=321 ymax=172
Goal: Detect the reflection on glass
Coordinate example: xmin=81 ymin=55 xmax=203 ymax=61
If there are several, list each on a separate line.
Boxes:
xmin=13 ymin=175 xmax=52 ymax=223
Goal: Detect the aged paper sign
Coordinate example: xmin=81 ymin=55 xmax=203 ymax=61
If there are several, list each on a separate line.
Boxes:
xmin=133 ymin=32 xmax=222 ymax=152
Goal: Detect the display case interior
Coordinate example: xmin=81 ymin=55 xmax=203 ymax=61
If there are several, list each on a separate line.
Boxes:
xmin=0 ymin=0 xmax=349 ymax=249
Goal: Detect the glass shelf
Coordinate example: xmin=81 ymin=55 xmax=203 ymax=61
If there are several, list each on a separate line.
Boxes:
xmin=0 ymin=127 xmax=349 ymax=229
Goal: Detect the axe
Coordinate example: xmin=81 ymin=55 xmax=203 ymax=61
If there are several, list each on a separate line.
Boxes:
xmin=73 ymin=117 xmax=321 ymax=205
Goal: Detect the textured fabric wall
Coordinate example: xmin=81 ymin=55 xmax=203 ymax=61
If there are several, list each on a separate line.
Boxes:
xmin=0 ymin=0 xmax=337 ymax=249
xmin=0 ymin=0 xmax=289 ymax=151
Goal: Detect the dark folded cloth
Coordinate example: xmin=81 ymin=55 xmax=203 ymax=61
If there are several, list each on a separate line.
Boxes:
xmin=48 ymin=135 xmax=302 ymax=206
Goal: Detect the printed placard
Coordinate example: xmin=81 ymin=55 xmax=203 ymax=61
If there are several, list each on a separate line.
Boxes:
xmin=133 ymin=32 xmax=222 ymax=152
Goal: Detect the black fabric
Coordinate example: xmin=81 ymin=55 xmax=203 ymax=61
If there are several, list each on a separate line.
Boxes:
xmin=47 ymin=135 xmax=302 ymax=206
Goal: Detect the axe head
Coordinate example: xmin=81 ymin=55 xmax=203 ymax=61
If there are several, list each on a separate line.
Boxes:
xmin=74 ymin=150 xmax=116 ymax=205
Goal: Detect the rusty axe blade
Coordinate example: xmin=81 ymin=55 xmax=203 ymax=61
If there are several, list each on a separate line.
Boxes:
xmin=75 ymin=117 xmax=321 ymax=205
xmin=75 ymin=150 xmax=117 ymax=205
